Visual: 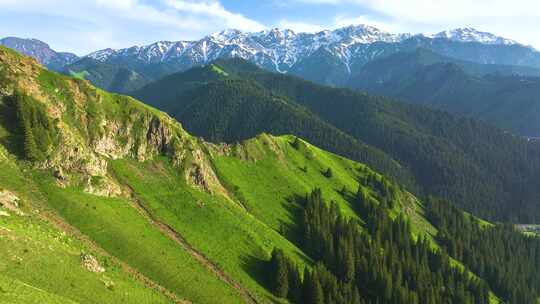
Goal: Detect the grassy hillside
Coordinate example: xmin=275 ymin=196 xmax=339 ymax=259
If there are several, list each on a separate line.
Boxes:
xmin=2 ymin=46 xmax=540 ymax=303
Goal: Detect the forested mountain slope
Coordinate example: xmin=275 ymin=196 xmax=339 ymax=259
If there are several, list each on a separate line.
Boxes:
xmin=348 ymin=48 xmax=540 ymax=136
xmin=62 ymin=57 xmax=151 ymax=94
xmin=133 ymin=58 xmax=540 ymax=223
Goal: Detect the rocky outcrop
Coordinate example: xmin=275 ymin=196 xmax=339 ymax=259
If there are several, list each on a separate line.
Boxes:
xmin=0 ymin=190 xmax=24 ymax=216
xmin=146 ymin=116 xmax=173 ymax=155
xmin=80 ymin=253 xmax=105 ymax=273
xmin=1 ymin=47 xmax=232 ymax=201
xmin=84 ymin=176 xmax=123 ymax=197
xmin=186 ymin=148 xmax=228 ymax=197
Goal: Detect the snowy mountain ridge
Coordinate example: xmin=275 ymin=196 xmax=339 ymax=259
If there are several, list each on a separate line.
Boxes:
xmin=84 ymin=25 xmax=523 ymax=76
xmin=430 ymin=27 xmax=518 ymax=45
xmin=87 ymin=25 xmax=407 ymax=66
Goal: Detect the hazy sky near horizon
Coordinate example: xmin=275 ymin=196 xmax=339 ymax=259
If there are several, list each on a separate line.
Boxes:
xmin=1 ymin=0 xmax=539 ymax=55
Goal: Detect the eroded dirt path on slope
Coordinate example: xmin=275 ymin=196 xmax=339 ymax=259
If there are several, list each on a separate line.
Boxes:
xmin=123 ymin=187 xmax=259 ymax=304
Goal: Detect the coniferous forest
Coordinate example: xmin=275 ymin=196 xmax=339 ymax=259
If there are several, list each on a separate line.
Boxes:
xmin=267 ymin=176 xmax=540 ymax=303
xmin=268 ymin=187 xmax=490 ymax=304
xmin=426 ymin=197 xmax=540 ymax=303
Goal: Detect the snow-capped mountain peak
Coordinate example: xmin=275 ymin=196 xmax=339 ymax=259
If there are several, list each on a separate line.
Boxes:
xmin=432 ymin=28 xmax=517 ymax=45
xmin=79 ymin=24 xmax=533 ymax=81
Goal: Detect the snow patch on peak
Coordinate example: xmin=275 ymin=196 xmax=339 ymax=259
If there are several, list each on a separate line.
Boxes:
xmin=87 ymin=48 xmax=116 ymax=62
xmin=432 ymin=28 xmax=517 ymax=45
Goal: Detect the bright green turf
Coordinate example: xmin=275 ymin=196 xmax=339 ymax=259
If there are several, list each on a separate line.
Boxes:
xmin=0 ymin=274 xmax=78 ymax=304
xmin=210 ymin=64 xmax=229 ymax=77
xmin=30 ymin=172 xmax=243 ymax=304
xmin=0 ymin=159 xmax=172 ymax=304
xmin=212 ymin=134 xmax=362 ymax=230
xmin=68 ymin=70 xmax=90 ymax=80
xmin=110 ymin=156 xmax=310 ymax=303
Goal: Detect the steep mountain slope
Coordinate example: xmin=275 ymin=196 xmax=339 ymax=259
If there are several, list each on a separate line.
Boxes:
xmin=0 ymin=37 xmax=78 ymax=71
xmin=134 ymin=59 xmax=540 ymax=223
xmin=348 ymin=48 xmax=540 ymax=136
xmin=2 ymin=46 xmax=540 ymax=304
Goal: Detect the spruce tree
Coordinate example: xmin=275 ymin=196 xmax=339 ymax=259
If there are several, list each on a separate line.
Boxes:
xmin=270 ymin=248 xmax=289 ymax=298
xmin=303 ymin=269 xmax=324 ymax=304
xmin=323 ymin=167 xmax=333 ymax=178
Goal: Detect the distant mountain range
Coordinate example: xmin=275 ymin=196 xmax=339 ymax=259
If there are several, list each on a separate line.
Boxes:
xmin=4 ymin=25 xmax=540 ymax=88
xmin=79 ymin=26 xmax=540 ymax=87
xmin=348 ymin=48 xmax=540 ymax=136
xmin=0 ymin=37 xmax=78 ymax=70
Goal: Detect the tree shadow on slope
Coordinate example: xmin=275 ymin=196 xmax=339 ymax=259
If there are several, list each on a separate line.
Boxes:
xmin=239 ymin=252 xmax=270 ymax=296
xmin=278 ymin=194 xmax=305 ymax=246
xmin=0 ymin=95 xmax=24 ymax=157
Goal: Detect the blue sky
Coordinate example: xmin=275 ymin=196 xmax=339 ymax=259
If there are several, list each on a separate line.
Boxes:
xmin=1 ymin=0 xmax=539 ymax=55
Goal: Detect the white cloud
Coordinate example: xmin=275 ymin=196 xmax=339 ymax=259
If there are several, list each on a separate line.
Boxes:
xmin=277 ymin=20 xmax=324 ymax=33
xmin=333 ymin=15 xmax=399 ymax=33
xmin=2 ymin=0 xmax=540 ymax=52
xmin=350 ymin=0 xmax=540 ymax=48
xmin=351 ymin=0 xmax=540 ymax=21
xmin=283 ymin=0 xmax=540 ymax=48
xmin=165 ymin=0 xmax=264 ymax=31
xmin=0 ymin=0 xmax=264 ymax=54
xmin=293 ymin=0 xmax=341 ymax=3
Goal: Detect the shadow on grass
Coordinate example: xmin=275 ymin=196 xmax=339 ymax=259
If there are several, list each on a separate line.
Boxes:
xmin=0 ymin=96 xmax=24 ymax=157
xmin=278 ymin=193 xmax=305 ymax=246
xmin=239 ymin=252 xmax=269 ymax=293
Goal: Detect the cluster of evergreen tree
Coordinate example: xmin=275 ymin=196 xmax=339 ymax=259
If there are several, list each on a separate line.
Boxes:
xmin=10 ymin=91 xmax=58 ymax=161
xmin=426 ymin=197 xmax=540 ymax=303
xmin=268 ymin=187 xmax=489 ymax=303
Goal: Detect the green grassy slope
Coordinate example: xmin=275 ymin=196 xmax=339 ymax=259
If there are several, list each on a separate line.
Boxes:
xmin=0 ymin=155 xmax=173 ymax=304
xmin=0 ymin=46 xmax=243 ymax=303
